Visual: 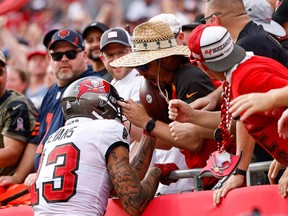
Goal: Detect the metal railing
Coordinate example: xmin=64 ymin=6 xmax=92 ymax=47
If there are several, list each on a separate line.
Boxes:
xmin=167 ymin=161 xmax=272 ymax=190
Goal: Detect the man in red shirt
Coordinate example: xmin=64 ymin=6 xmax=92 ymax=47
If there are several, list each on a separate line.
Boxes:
xmin=168 ymin=24 xmax=288 ymax=204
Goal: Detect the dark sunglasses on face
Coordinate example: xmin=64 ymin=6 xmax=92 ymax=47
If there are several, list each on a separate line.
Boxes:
xmin=135 ymin=64 xmax=149 ymax=73
xmin=50 ymin=49 xmax=82 ymax=61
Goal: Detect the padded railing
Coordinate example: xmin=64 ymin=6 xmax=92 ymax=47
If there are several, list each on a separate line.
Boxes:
xmin=168 ymin=161 xmax=272 ymax=190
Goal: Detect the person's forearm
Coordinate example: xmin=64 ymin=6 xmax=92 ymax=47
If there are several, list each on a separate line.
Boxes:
xmin=196 ymin=126 xmax=215 ymax=139
xmin=189 ymin=109 xmax=221 ymax=129
xmin=121 ymin=167 xmax=160 ymax=216
xmin=152 ymin=121 xmax=206 ymax=152
xmin=12 ymin=143 xmax=36 ymax=183
xmin=130 ymin=134 xmax=156 ymax=180
xmin=0 ymin=28 xmax=28 ymax=69
xmin=236 ymin=122 xmax=255 ymax=171
xmin=269 ymin=86 xmax=288 ymax=107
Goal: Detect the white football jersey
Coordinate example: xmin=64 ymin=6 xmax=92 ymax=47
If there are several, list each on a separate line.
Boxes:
xmin=32 ymin=117 xmax=130 ymax=216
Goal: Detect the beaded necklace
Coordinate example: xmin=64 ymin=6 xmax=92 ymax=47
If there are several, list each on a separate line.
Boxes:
xmin=214 ymin=80 xmax=233 ymax=151
xmin=200 ymin=76 xmax=241 ymax=180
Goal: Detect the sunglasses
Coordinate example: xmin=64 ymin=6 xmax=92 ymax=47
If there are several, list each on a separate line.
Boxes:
xmin=135 ymin=64 xmax=149 ymax=73
xmin=200 ymin=12 xmax=222 ymax=24
xmin=50 ymin=49 xmax=82 ymax=61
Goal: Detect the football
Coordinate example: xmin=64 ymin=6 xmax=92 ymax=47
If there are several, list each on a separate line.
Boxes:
xmin=139 ymin=79 xmax=171 ymax=123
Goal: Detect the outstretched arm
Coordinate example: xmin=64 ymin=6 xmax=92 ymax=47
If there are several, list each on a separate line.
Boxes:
xmin=230 ymin=86 xmax=288 ymax=121
xmin=169 ymin=99 xmax=221 ymax=129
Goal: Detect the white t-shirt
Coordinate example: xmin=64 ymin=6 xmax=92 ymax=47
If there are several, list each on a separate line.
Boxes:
xmin=32 ymin=117 xmax=130 ymax=216
xmin=110 ymin=69 xmax=143 ymax=102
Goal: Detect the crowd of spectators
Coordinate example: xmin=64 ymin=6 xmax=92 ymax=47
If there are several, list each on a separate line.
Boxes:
xmin=0 ymin=0 xmax=288 ymax=213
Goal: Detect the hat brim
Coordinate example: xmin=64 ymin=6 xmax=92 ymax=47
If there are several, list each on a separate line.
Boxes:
xmin=100 ymin=40 xmax=131 ymax=52
xmin=83 ymin=25 xmax=109 ymax=39
xmin=43 ymin=29 xmax=58 ymax=48
xmin=27 ymin=51 xmax=47 ymax=61
xmin=49 ymin=39 xmax=83 ymax=50
xmin=254 ymin=20 xmax=286 ymax=37
xmin=182 ymin=23 xmax=200 ymax=31
xmin=110 ymin=45 xmax=190 ymax=67
xmin=203 ymin=44 xmax=246 ymax=72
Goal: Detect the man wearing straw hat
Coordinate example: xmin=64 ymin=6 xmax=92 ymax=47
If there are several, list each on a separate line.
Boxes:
xmin=112 ymin=20 xmax=236 ymax=189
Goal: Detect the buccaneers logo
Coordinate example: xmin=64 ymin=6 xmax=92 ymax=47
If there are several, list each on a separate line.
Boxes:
xmin=75 ymin=79 xmax=110 ymax=104
xmin=205 ymin=49 xmax=212 ymax=55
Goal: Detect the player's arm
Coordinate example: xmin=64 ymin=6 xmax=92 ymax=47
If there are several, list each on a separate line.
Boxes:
xmin=130 ymin=133 xmax=157 ymax=180
xmin=107 ymin=145 xmax=160 ymax=216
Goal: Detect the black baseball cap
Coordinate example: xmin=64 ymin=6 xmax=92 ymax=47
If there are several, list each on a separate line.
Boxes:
xmin=43 ymin=29 xmax=58 ymax=48
xmin=100 ymin=27 xmax=131 ymax=52
xmin=182 ymin=22 xmax=200 ymax=31
xmin=82 ymin=22 xmax=109 ymax=39
xmin=273 ymin=0 xmax=288 ymax=25
xmin=49 ymin=29 xmax=85 ymax=50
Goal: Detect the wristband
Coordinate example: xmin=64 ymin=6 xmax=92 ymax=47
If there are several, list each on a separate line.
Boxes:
xmin=143 ymin=129 xmax=156 ymax=137
xmin=145 ymin=118 xmax=156 ymax=133
xmin=233 ymin=167 xmax=246 ymax=176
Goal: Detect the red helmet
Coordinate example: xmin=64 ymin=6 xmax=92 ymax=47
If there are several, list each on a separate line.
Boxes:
xmin=61 ymin=76 xmax=123 ymax=121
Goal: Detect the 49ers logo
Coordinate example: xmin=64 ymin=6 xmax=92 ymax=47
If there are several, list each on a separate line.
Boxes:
xmin=75 ymin=79 xmax=110 ymax=104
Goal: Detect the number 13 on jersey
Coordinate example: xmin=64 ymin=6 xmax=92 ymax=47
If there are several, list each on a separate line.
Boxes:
xmin=31 ymin=143 xmax=80 ymax=205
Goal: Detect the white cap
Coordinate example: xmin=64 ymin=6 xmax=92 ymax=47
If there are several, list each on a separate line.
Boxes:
xmin=243 ymin=0 xmax=286 ymax=37
xmin=149 ymin=13 xmax=182 ymax=34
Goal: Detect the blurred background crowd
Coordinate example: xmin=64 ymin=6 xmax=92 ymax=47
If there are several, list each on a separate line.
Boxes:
xmin=0 ymin=0 xmax=203 ymax=111
xmin=0 ymin=0 xmax=203 ymax=51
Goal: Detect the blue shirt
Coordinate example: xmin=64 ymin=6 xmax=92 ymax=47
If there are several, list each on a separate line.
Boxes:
xmin=29 ymin=68 xmax=98 ymax=170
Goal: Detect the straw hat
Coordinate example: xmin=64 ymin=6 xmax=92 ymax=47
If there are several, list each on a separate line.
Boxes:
xmin=110 ymin=21 xmax=190 ymax=68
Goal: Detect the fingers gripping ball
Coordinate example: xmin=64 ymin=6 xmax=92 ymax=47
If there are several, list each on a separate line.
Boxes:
xmin=139 ymin=79 xmax=171 ymax=123
xmin=154 ymin=163 xmax=179 ymax=185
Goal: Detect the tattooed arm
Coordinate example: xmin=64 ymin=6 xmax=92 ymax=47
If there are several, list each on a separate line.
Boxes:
xmin=130 ymin=134 xmax=157 ymax=180
xmin=107 ymin=144 xmax=161 ymax=216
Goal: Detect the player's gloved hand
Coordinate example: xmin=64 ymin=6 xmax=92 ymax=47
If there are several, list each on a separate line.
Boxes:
xmin=154 ymin=163 xmax=179 ymax=185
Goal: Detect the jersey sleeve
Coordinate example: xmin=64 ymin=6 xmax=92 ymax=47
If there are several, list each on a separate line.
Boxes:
xmin=3 ymin=100 xmax=36 ymax=142
xmin=97 ymin=120 xmax=130 ymax=164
